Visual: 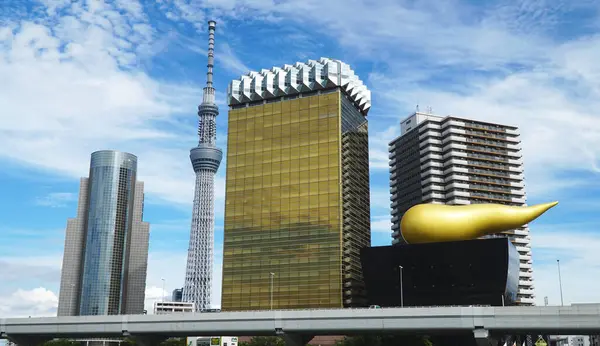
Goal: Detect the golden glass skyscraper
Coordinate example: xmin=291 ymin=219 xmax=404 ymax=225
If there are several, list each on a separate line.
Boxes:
xmin=222 ymin=58 xmax=372 ymax=310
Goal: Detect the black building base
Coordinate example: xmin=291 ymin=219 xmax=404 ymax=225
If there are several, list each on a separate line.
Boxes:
xmin=360 ymin=238 xmax=519 ymax=307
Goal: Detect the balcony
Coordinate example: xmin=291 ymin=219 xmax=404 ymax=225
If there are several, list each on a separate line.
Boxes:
xmin=445 ymin=174 xmax=469 ymax=183
xmin=443 ymin=166 xmax=469 ymax=175
xmin=447 ymin=198 xmax=471 ymax=205
xmin=424 ymin=145 xmax=442 ymax=154
xmin=441 ymin=134 xmax=467 ymax=145
xmin=516 ymin=297 xmax=535 ymax=305
xmin=445 ymin=190 xmax=469 ymax=199
xmin=419 ymin=138 xmax=442 ymax=148
xmin=422 ymin=153 xmax=443 ymax=161
xmin=421 ymin=161 xmax=443 ymax=171
xmin=441 ymin=127 xmax=467 ymax=137
xmin=511 ymin=229 xmax=529 ymax=236
xmin=422 ymin=176 xmax=444 ymax=185
xmin=518 ymin=288 xmax=535 ymax=296
xmin=519 ymin=254 xmax=531 ymax=261
xmin=519 ymin=280 xmax=534 ymax=287
xmin=445 ymin=182 xmax=470 ymax=190
xmin=422 ymin=184 xmax=444 ymax=194
xmin=422 ymin=191 xmax=445 ymax=200
xmin=442 ymin=142 xmax=467 ymax=152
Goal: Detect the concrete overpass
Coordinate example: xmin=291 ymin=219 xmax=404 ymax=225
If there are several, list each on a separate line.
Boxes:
xmin=2 ymin=305 xmax=600 ymax=346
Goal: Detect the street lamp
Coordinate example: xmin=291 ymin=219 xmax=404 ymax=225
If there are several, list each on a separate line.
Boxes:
xmin=161 ymin=278 xmax=166 ymax=303
xmin=269 ymin=272 xmax=275 ymax=310
xmin=557 ymin=260 xmax=564 ymax=306
xmin=398 ymin=265 xmax=404 ymax=308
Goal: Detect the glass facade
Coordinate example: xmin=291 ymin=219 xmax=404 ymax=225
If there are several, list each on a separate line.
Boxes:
xmin=79 ymin=151 xmax=137 ymax=315
xmin=222 ymin=88 xmax=370 ymax=310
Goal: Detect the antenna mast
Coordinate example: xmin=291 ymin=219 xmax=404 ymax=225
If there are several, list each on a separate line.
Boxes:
xmin=183 ymin=19 xmax=223 ymax=312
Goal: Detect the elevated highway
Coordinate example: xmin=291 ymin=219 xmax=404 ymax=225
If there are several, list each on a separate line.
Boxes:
xmin=2 ymin=305 xmax=600 ymax=346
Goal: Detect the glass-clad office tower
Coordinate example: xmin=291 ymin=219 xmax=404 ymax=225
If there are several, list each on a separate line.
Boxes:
xmin=222 ymin=58 xmax=372 ymax=310
xmin=57 ymin=150 xmax=150 ymax=316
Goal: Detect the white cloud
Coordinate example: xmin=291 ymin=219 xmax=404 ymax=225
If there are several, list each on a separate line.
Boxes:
xmin=0 ymin=288 xmax=58 ymax=318
xmin=0 ymin=256 xmax=62 ymax=283
xmin=369 ymin=188 xmax=392 ymax=211
xmin=532 ymin=225 xmax=600 ymax=305
xmin=0 ymin=0 xmax=237 ymax=211
xmin=6 ymin=0 xmax=597 ymax=215
xmin=370 ymin=215 xmax=392 ymax=234
xmin=0 ymin=248 xmax=223 ymax=317
xmin=161 ymin=0 xmax=600 ymax=197
xmin=368 ymin=125 xmax=399 ymax=170
xmin=34 ymin=192 xmax=77 ymax=208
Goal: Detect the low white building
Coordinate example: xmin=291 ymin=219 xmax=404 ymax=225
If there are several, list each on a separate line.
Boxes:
xmin=153 ymin=301 xmax=195 ymax=315
xmin=555 ymin=335 xmax=590 ymax=346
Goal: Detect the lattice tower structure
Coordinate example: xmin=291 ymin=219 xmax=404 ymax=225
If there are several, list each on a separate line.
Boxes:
xmin=182 ymin=20 xmax=223 ymax=312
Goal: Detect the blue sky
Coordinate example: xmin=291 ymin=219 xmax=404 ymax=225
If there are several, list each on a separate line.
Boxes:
xmin=1 ymin=0 xmax=600 ymax=318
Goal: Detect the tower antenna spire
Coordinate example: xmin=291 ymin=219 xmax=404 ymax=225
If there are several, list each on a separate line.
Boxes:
xmin=183 ymin=20 xmax=223 ymax=312
xmin=206 ymin=20 xmax=216 ymax=89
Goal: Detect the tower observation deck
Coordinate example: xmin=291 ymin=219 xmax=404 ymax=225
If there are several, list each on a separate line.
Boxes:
xmin=182 ymin=20 xmax=223 ymax=312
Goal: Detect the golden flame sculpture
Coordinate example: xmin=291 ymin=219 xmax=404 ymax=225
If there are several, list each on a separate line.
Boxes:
xmin=400 ymin=201 xmax=559 ymax=244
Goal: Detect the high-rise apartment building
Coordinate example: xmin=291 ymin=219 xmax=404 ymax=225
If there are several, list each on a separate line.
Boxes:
xmin=57 ymin=150 xmax=150 ymax=316
xmin=388 ymin=112 xmax=534 ymax=305
xmin=182 ymin=20 xmax=223 ymax=312
xmin=221 ymin=58 xmax=372 ymax=310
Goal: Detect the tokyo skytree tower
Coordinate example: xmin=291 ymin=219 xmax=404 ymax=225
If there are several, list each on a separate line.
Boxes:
xmin=182 ymin=20 xmax=222 ymax=311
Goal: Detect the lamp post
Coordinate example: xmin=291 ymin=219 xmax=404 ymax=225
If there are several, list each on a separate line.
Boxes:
xmin=269 ymin=272 xmax=275 ymax=310
xmin=398 ymin=265 xmax=404 ymax=308
xmin=161 ymin=278 xmax=166 ymax=303
xmin=557 ymin=260 xmax=564 ymax=306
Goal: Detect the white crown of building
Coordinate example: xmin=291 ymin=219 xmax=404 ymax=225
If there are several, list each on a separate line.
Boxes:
xmin=227 ymin=57 xmax=372 ymax=114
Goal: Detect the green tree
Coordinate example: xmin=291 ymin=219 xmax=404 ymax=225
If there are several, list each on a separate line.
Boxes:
xmin=335 ymin=335 xmax=433 ymax=346
xmin=42 ymin=339 xmax=81 ymax=346
xmin=121 ymin=337 xmax=138 ymax=346
xmin=239 ymin=336 xmax=286 ymax=346
xmin=160 ymin=338 xmax=187 ymax=346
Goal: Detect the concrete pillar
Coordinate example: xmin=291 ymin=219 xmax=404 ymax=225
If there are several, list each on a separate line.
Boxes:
xmin=473 ymin=328 xmax=499 ymax=346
